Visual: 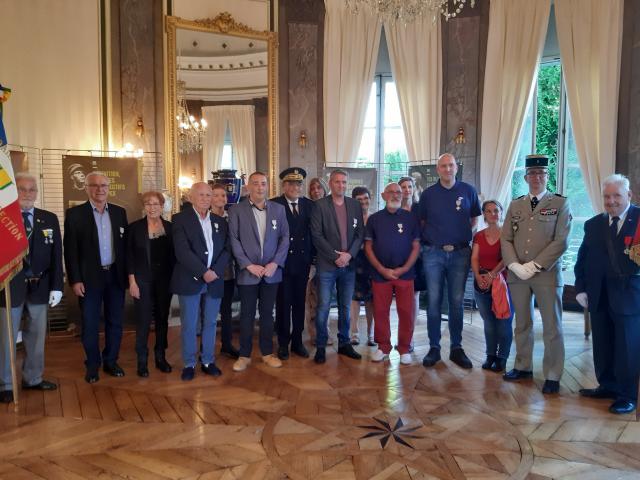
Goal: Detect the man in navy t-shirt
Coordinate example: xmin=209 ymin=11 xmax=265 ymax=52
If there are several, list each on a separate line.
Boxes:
xmin=419 ymin=153 xmax=481 ymax=369
xmin=365 ymin=183 xmax=421 ymax=365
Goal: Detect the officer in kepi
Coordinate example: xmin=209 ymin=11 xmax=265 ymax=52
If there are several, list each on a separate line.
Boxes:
xmin=272 ymin=167 xmax=315 ymax=360
xmin=501 ymin=154 xmax=572 ymax=394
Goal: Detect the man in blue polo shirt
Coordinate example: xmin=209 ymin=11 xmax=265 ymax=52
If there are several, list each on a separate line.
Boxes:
xmin=419 ymin=153 xmax=481 ymax=369
xmin=365 ymin=183 xmax=421 ymax=365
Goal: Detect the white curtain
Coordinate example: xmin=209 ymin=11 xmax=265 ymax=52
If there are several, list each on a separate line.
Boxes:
xmin=479 ymin=0 xmax=550 ymax=206
xmin=202 ymin=106 xmax=228 ymax=176
xmin=324 ymin=0 xmax=382 ymax=167
xmin=0 ymin=0 xmax=101 ymax=150
xmin=227 ymin=105 xmax=256 ymax=177
xmin=385 ymin=17 xmax=442 ymax=163
xmin=555 ymin=0 xmax=623 ymax=213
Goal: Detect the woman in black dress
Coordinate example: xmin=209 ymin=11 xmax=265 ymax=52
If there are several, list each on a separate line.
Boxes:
xmin=127 ymin=191 xmax=175 ymax=377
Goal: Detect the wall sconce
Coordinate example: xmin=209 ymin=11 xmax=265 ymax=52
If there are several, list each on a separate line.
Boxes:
xmin=454 ymin=126 xmax=466 ymax=144
xmin=135 ymin=116 xmax=145 ymax=138
xmin=298 ymin=130 xmax=308 ymax=149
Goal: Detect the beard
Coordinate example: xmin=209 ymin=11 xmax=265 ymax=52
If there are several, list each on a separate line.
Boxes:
xmin=386 ymin=200 xmax=401 ymax=209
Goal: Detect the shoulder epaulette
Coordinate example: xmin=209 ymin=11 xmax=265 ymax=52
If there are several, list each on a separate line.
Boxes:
xmin=554 ymin=193 xmax=566 ymax=198
xmin=516 ymin=195 xmax=526 ymax=200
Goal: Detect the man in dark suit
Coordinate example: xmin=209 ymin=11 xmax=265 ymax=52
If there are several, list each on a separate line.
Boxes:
xmin=271 ymin=167 xmax=315 ymax=360
xmin=575 ymin=174 xmax=640 ymax=414
xmin=170 ymin=182 xmax=229 ymax=381
xmin=64 ymin=171 xmax=128 ymax=384
xmin=310 ymin=169 xmax=364 ymax=364
xmin=0 ymin=173 xmax=62 ymax=403
xmin=228 ymin=171 xmax=289 ymax=372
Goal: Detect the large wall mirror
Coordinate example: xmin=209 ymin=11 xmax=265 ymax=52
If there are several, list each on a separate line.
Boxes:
xmin=165 ymin=13 xmax=278 ymax=206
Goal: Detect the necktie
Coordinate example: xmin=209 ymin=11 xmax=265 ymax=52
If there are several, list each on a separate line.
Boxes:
xmin=530 ymin=196 xmax=539 ymax=211
xmin=22 ymin=211 xmax=33 ymax=239
xmin=291 ymin=202 xmax=299 ymax=217
xmin=610 ymin=216 xmax=620 ymax=240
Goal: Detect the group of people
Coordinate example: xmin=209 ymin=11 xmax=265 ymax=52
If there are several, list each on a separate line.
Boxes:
xmin=0 ymin=153 xmax=637 ymax=415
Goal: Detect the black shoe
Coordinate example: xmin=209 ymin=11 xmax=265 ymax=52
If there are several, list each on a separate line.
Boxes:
xmin=338 ymin=344 xmax=362 ymax=360
xmin=137 ymin=364 xmax=149 ymax=377
xmin=482 ymin=355 xmax=497 ymax=370
xmin=85 ymin=371 xmax=99 ymax=384
xmin=579 ymin=387 xmax=617 ymax=399
xmin=367 ymin=339 xmax=377 ymax=347
xmin=542 ymin=379 xmax=560 ymax=394
xmin=220 ymin=345 xmax=240 ymax=360
xmin=609 ymin=399 xmax=637 ymax=415
xmin=0 ymin=390 xmax=14 ymax=403
xmin=503 ymin=369 xmax=533 ymax=381
xmin=314 ymin=347 xmax=326 ymax=364
xmin=277 ymin=346 xmax=289 ymax=361
xmin=291 ymin=345 xmax=310 ymax=358
xmin=491 ymin=358 xmax=507 ymax=373
xmin=422 ymin=347 xmax=441 ymax=367
xmin=22 ymin=380 xmax=57 ymax=390
xmin=155 ymin=358 xmax=172 ymax=373
xmin=103 ymin=363 xmax=125 ymax=377
xmin=181 ymin=366 xmax=195 ymax=381
xmin=201 ymin=363 xmax=222 ymax=377
xmin=449 ymin=348 xmax=473 ymax=369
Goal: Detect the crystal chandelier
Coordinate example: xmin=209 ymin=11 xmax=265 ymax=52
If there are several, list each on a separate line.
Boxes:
xmin=345 ymin=0 xmax=475 ymax=23
xmin=176 ymin=80 xmax=207 ymax=155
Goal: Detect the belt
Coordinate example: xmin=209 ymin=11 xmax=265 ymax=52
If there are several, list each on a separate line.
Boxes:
xmin=429 ymin=243 xmax=469 ymax=252
xmin=101 ymin=264 xmax=113 ymax=271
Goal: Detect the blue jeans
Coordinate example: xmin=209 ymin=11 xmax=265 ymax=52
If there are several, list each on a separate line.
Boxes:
xmin=179 ymin=291 xmax=222 ymax=367
xmin=423 ymin=246 xmax=471 ymax=349
xmin=315 ymin=265 xmax=356 ymax=348
xmin=474 ymin=288 xmax=513 ymax=359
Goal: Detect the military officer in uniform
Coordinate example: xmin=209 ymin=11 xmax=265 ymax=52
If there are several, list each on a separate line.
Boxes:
xmin=501 ymin=154 xmax=571 ymax=394
xmin=272 ymin=167 xmax=315 ymax=360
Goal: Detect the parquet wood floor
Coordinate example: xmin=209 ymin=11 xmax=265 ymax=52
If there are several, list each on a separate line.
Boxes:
xmin=0 ymin=308 xmax=638 ymax=479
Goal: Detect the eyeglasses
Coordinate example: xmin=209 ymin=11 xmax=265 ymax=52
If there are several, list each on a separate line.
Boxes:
xmin=526 ymin=170 xmax=548 ymax=177
xmin=87 ymin=183 xmax=109 ymax=189
xmin=386 ymin=190 xmax=402 ymax=195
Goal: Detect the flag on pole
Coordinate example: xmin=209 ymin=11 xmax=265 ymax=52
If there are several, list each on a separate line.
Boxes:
xmin=0 ymin=84 xmax=11 ymax=147
xmin=0 ymin=147 xmax=28 ymax=284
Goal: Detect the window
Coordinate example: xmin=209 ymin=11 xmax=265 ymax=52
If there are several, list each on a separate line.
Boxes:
xmin=511 ymin=61 xmax=594 ymax=284
xmin=220 ymin=124 xmax=234 ymax=170
xmin=355 ymin=75 xmax=409 ymax=208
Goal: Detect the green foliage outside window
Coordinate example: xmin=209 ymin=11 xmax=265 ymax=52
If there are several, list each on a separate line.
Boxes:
xmin=535 ymin=64 xmax=561 ymax=192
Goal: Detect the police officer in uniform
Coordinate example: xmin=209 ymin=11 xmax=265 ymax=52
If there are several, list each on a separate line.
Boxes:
xmin=272 ymin=168 xmax=315 ymax=359
xmin=501 ymin=154 xmax=571 ymax=394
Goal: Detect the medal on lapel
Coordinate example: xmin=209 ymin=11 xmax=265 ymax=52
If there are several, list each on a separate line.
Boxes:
xmin=455 ymin=196 xmax=463 ymax=211
xmin=214 ymin=222 xmax=219 ymax=233
xmin=42 ymin=228 xmax=53 ymax=244
xmin=624 ymin=236 xmax=632 ymax=255
xmin=119 ymin=226 xmax=124 ymax=238
xmin=625 ymin=220 xmax=640 ymax=266
xmin=353 ymin=218 xmax=358 ymax=229
xmin=272 ymin=219 xmax=277 ymax=230
xmin=397 ymin=223 xmax=403 ymax=233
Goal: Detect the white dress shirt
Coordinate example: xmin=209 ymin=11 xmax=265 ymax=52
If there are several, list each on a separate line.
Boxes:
xmin=194 ymin=207 xmax=214 ymax=267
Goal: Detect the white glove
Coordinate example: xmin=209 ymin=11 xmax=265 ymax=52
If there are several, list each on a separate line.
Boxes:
xmin=522 ymin=261 xmax=541 ymax=276
xmin=49 ymin=290 xmax=63 ymax=308
xmin=508 ymin=263 xmax=535 ymax=281
xmin=576 ymin=292 xmax=588 ymax=309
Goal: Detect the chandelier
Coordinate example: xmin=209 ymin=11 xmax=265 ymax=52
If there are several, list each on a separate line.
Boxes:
xmin=345 ymin=0 xmax=475 ymax=23
xmin=176 ymin=80 xmax=207 ymax=155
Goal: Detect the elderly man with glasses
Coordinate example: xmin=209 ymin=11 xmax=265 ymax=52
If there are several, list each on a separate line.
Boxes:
xmin=501 ymin=154 xmax=572 ymax=394
xmin=364 ymin=183 xmax=420 ymax=365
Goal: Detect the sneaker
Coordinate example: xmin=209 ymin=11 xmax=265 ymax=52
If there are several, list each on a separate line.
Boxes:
xmin=422 ymin=347 xmax=441 ymax=367
xmin=367 ymin=336 xmax=377 ymax=347
xmin=262 ymin=354 xmax=283 ymax=368
xmin=449 ymin=348 xmax=473 ymax=369
xmin=400 ymin=353 xmax=412 ymax=365
xmin=327 ymin=337 xmax=334 ymax=346
xmin=371 ymin=349 xmax=388 ymax=362
xmin=233 ymin=357 xmax=252 ymax=372
xmin=350 ymin=334 xmax=360 ymax=346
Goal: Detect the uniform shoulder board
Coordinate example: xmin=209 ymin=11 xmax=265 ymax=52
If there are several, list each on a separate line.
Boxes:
xmin=554 ymin=193 xmax=566 ymax=198
xmin=516 ymin=194 xmax=526 ymax=200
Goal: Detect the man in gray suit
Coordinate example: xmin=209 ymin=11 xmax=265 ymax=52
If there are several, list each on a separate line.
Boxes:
xmin=228 ymin=171 xmax=290 ymax=371
xmin=310 ymin=169 xmax=365 ymax=364
xmin=501 ymin=154 xmax=571 ymax=394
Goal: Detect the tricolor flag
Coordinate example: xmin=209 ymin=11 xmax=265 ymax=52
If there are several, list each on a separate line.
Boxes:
xmin=0 ymin=148 xmax=28 ymax=284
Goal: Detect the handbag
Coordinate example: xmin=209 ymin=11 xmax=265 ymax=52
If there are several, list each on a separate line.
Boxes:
xmin=491 ymin=273 xmax=512 ymax=319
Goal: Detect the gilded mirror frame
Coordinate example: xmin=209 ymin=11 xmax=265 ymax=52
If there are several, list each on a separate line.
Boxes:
xmin=165 ymin=13 xmax=279 ymax=206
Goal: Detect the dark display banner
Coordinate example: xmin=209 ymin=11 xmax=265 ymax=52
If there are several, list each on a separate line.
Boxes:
xmin=323 ymin=167 xmax=378 ymax=202
xmin=62 ymin=155 xmax=142 ymax=221
xmin=408 ymin=163 xmax=463 ymax=198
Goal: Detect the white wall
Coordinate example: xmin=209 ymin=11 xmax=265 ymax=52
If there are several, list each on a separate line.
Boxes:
xmin=0 ymin=0 xmax=102 ymax=151
xmin=173 ymin=0 xmax=270 ymax=31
